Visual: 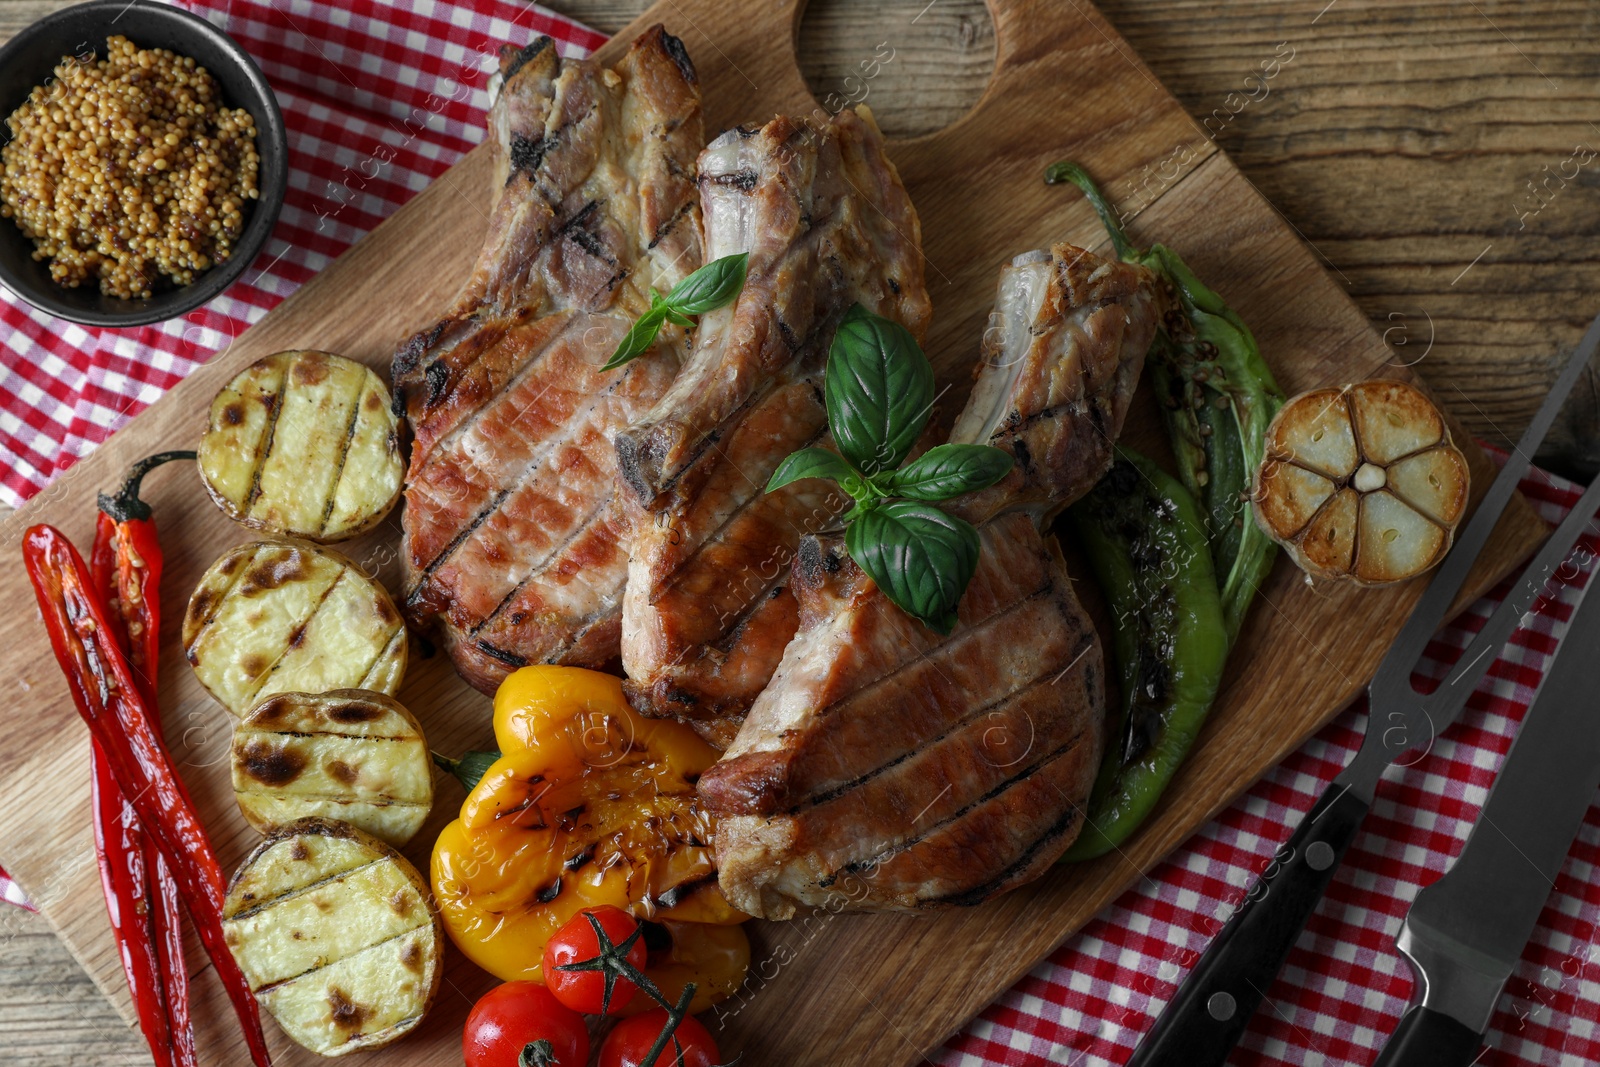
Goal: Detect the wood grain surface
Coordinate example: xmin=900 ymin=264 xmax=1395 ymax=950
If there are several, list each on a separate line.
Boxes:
xmin=0 ymin=0 xmax=1586 ymax=1064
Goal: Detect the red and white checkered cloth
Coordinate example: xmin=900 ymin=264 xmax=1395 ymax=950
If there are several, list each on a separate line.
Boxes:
xmin=0 ymin=0 xmax=605 ymax=508
xmin=928 ymin=460 xmax=1600 ymax=1067
xmin=2 ymin=4 xmax=1597 ymax=1065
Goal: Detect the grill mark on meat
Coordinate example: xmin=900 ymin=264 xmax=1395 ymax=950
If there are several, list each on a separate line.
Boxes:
xmin=408 ymin=312 xmax=573 ymax=474
xmin=422 ymin=360 xmax=451 ymax=407
xmin=393 ymin=321 xmax=445 ymax=380
xmin=527 ymin=103 xmax=600 ymax=208
xmin=929 ymin=785 xmax=1085 ymax=907
xmin=657 ymin=30 xmax=696 ymax=84
xmin=705 ymin=167 xmax=758 ymax=191
xmin=638 ymin=423 xmax=724 ymax=503
xmin=557 ymin=200 xmax=618 ymax=266
xmin=815 ymin=726 xmax=1086 ymax=890
xmin=404 ymin=489 xmax=511 ymax=606
xmin=648 ymin=199 xmax=694 ymax=250
xmin=501 ymin=35 xmax=552 ymax=83
xmin=534 ymin=613 xmax=590 ymax=665
xmin=474 ymin=641 xmax=529 ymax=668
xmin=508 ymin=133 xmax=550 ymax=176
xmin=404 ymin=314 xmax=613 ymax=578
xmin=466 ymin=490 xmax=615 ymax=637
xmin=798 ymin=575 xmax=1058 ymax=735
xmin=712 ymin=581 xmax=789 ymax=655
xmin=407 ymin=363 xmax=627 ymax=594
xmin=653 ymin=419 xmax=831 ymax=603
xmin=792 ymin=638 xmax=1083 ymax=814
xmin=398 ymin=28 xmax=704 ymax=691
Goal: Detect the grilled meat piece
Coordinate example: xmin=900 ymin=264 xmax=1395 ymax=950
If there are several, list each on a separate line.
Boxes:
xmin=700 ymin=242 xmax=1158 ymax=917
xmin=392 ymin=27 xmax=703 ymax=694
xmin=618 ymin=108 xmax=931 ymax=741
xmin=949 ymin=244 xmax=1158 ymax=524
xmin=699 ymin=514 xmax=1103 ymax=917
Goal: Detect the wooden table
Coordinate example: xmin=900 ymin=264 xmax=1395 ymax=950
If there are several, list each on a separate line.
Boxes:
xmin=0 ymin=0 xmax=1594 ymax=1062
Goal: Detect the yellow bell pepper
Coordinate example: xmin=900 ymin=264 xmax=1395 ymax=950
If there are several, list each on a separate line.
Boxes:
xmin=432 ymin=667 xmax=749 ymax=1012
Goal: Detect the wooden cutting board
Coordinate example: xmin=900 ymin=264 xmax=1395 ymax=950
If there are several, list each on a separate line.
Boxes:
xmin=0 ymin=0 xmax=1549 ymax=1063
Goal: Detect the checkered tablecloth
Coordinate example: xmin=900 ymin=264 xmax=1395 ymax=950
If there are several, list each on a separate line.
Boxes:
xmin=2 ymin=3 xmax=1597 ymax=1065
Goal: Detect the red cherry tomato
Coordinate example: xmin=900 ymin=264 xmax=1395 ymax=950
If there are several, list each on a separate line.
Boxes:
xmin=464 ymin=981 xmax=589 ymax=1067
xmin=599 ymin=1009 xmax=721 ymax=1067
xmin=543 ymin=905 xmax=649 ymax=1016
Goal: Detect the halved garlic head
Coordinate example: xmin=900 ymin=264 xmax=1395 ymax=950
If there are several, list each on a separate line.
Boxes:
xmin=1252 ymin=379 xmax=1469 ymax=585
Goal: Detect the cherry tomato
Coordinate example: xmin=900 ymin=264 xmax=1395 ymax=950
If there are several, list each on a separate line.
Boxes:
xmin=544 ymin=905 xmax=649 ymax=1016
xmin=599 ymin=1009 xmax=721 ymax=1067
xmin=464 ymin=981 xmax=589 ymax=1067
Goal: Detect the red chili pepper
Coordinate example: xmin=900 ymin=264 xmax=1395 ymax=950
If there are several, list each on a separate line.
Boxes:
xmin=88 ymin=741 xmax=175 ymax=1067
xmin=24 ymin=523 xmax=272 ymax=1067
xmin=89 ymin=450 xmax=199 ymax=1067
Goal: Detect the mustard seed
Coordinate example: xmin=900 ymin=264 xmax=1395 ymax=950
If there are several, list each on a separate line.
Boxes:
xmin=0 ymin=35 xmax=260 ymax=299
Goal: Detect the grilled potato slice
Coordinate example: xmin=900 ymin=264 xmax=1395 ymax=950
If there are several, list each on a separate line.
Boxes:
xmin=184 ymin=539 xmax=407 ymax=717
xmin=223 ymin=818 xmax=441 ymax=1056
xmin=232 ymin=690 xmax=433 ymax=846
xmin=200 ymin=350 xmax=403 ymax=543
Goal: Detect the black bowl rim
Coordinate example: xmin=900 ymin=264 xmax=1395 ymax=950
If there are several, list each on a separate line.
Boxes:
xmin=0 ymin=0 xmax=289 ymax=328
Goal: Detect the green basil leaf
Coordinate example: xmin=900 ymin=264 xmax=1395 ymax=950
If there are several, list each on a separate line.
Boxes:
xmin=663 ymin=252 xmax=749 ymax=315
xmin=886 ymin=443 xmax=1014 ymax=502
xmin=825 ymin=304 xmax=934 ymax=475
xmin=602 ymin=307 xmax=668 ymax=371
xmin=845 ymin=500 xmax=979 ymax=634
xmin=766 ymin=447 xmax=858 ymax=494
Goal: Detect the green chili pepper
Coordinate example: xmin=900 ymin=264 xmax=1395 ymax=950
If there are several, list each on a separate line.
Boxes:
xmin=1060 ymin=450 xmax=1229 ymax=862
xmin=433 ymin=749 xmax=501 ymax=792
xmin=1046 ymin=162 xmax=1286 ymax=644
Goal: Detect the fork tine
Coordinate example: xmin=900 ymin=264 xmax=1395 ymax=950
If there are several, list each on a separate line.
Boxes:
xmin=1424 ymin=469 xmax=1600 ymax=714
xmin=1368 ymin=309 xmax=1600 ymax=706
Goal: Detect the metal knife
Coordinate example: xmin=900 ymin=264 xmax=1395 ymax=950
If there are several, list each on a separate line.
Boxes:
xmin=1373 ymin=542 xmax=1600 ymax=1066
xmin=1126 ymin=308 xmax=1600 ymax=1067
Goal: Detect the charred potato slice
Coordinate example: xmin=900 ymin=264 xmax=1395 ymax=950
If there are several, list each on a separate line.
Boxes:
xmin=232 ymin=690 xmax=433 ymax=846
xmin=185 ymin=539 xmax=407 ymax=717
xmin=200 ymin=351 xmax=402 ymax=543
xmin=223 ymin=819 xmax=441 ymax=1056
xmin=1252 ymin=379 xmax=1469 ymax=586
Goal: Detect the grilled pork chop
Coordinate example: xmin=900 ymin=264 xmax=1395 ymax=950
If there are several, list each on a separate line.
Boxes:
xmin=950 ymin=244 xmax=1158 ymax=522
xmin=699 ymin=243 xmax=1158 ymax=917
xmin=392 ymin=28 xmax=703 ymax=694
xmin=616 ymin=108 xmax=931 ymax=743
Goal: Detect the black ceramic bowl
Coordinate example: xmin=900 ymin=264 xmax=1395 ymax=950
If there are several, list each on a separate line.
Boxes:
xmin=0 ymin=0 xmax=287 ymax=327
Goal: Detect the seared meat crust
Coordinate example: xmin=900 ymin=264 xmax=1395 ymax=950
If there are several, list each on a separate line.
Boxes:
xmin=393 ymin=27 xmax=703 ymax=694
xmin=618 ymin=108 xmax=931 ymax=738
xmin=702 ymin=242 xmax=1158 ymax=916
xmin=700 ymin=514 xmax=1103 ymax=918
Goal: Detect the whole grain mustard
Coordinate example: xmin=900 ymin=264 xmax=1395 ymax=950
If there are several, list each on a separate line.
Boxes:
xmin=0 ymin=35 xmax=260 ymax=298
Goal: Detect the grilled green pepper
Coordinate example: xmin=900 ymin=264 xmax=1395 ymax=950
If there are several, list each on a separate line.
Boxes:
xmin=1060 ymin=450 xmax=1229 ymax=861
xmin=1046 ymin=161 xmax=1285 ymax=643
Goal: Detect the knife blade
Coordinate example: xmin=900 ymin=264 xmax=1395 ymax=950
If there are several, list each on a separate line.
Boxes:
xmin=1126 ymin=308 xmax=1600 ymax=1067
xmin=1374 ymin=537 xmax=1600 ymax=1067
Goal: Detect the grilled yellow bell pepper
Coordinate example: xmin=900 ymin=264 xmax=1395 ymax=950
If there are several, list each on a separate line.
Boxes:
xmin=432 ymin=666 xmax=749 ymax=1012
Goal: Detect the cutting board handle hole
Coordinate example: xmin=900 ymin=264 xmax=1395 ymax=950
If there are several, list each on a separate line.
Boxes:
xmin=794 ymin=0 xmax=996 ymax=139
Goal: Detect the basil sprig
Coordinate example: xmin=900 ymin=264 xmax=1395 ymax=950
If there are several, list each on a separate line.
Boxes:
xmin=766 ymin=304 xmax=1014 ymax=633
xmin=603 ymin=252 xmax=749 ymax=370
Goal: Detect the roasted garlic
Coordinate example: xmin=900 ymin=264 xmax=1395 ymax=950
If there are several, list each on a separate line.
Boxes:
xmin=1251 ymin=379 xmax=1468 ymax=585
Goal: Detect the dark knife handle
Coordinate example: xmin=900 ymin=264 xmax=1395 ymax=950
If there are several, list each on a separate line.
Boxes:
xmin=1373 ymin=1006 xmax=1484 ymax=1067
xmin=1126 ymin=782 xmax=1371 ymax=1067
